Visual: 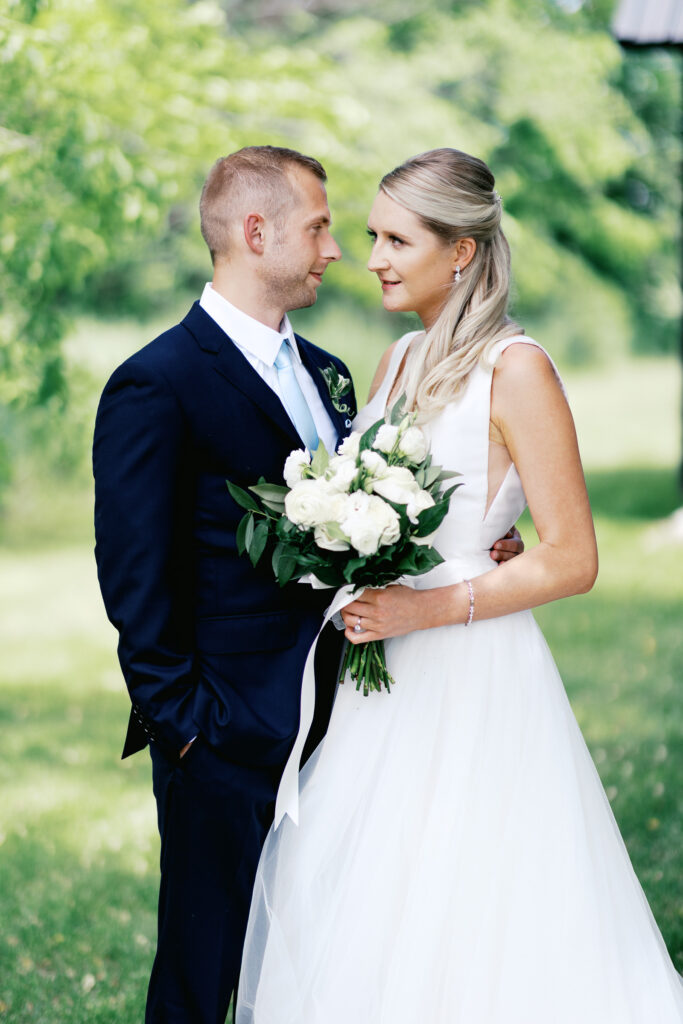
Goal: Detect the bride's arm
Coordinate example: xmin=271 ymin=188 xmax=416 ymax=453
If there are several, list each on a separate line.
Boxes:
xmin=342 ymin=344 xmax=598 ymax=641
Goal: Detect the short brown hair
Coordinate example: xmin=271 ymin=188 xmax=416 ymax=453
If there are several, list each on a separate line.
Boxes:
xmin=199 ymin=145 xmax=327 ymax=264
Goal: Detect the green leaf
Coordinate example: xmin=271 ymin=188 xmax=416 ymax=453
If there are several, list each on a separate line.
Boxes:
xmin=310 ymin=440 xmax=330 ymax=476
xmin=413 ymin=500 xmax=450 ymax=537
xmin=259 ymin=497 xmax=286 ymax=514
xmin=342 ymin=556 xmax=368 ymax=582
xmin=277 ymin=553 xmax=298 ymax=586
xmin=410 ymin=544 xmax=445 ymax=573
xmin=320 ymin=520 xmax=349 ymax=542
xmin=249 ymin=520 xmax=269 ymax=566
xmin=310 ymin=563 xmax=345 ymax=587
xmin=389 ymin=394 xmax=407 ymax=425
xmin=244 ymin=513 xmax=255 ymax=551
xmin=441 ymin=482 xmax=463 ymax=503
xmin=226 ymin=480 xmax=261 ymax=513
xmin=235 ymin=513 xmax=250 ymax=555
xmin=359 ymin=417 xmax=383 ymax=453
xmin=250 ymin=482 xmax=289 ymax=503
xmin=272 ymin=542 xmax=285 ymax=576
xmin=423 ymin=464 xmax=443 ymax=488
xmin=249 ymin=482 xmax=287 ymax=514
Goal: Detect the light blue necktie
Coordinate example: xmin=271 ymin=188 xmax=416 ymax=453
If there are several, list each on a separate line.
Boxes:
xmin=274 ymin=339 xmax=319 ymax=452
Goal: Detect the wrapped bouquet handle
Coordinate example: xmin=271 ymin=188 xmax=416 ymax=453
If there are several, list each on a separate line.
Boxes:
xmin=274 ymin=584 xmax=357 ymax=829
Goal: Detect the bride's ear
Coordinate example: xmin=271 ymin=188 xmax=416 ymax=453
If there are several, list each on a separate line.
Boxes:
xmin=452 ymin=237 xmax=476 ymax=272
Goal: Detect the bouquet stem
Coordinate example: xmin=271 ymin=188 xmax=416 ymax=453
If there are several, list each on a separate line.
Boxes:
xmin=339 ymin=638 xmax=396 ymax=696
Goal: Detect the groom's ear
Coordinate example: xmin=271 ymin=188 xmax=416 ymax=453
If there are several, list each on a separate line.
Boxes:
xmin=244 ymin=212 xmax=266 ymax=254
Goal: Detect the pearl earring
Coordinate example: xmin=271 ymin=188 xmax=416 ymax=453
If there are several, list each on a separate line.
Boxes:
xmin=454 ymin=265 xmax=461 ymax=282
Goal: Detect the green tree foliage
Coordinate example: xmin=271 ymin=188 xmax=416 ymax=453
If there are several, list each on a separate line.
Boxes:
xmin=0 ymin=0 xmax=344 ymax=487
xmin=0 ymin=0 xmax=680 ymax=487
xmin=243 ymin=0 xmax=679 ymax=364
xmin=0 ymin=0 xmax=339 ymax=409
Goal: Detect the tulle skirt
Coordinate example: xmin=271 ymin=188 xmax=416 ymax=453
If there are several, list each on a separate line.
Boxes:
xmin=237 ymin=611 xmax=683 ymax=1023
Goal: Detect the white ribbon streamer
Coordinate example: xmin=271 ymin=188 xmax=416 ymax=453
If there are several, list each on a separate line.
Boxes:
xmin=274 ymin=583 xmax=359 ymax=829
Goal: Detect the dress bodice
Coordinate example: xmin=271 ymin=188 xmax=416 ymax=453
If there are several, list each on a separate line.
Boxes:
xmin=353 ymin=332 xmax=556 ymax=587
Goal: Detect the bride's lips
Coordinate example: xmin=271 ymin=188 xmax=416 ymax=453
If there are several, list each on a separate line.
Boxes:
xmin=379 ymin=278 xmax=401 ymax=291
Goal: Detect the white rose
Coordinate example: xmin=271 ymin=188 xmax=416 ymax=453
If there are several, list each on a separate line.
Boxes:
xmin=342 ymin=515 xmax=382 ymax=556
xmin=373 ymin=423 xmax=399 ymax=455
xmin=337 ymin=432 xmax=360 ymax=458
xmin=283 ymin=449 xmax=311 ymax=489
xmin=371 ymin=465 xmax=420 ymax=506
xmin=325 ymin=455 xmax=358 ymax=493
xmin=360 ymin=450 xmax=388 ymax=477
xmin=313 ymin=523 xmax=351 ymax=551
xmin=367 ymin=494 xmax=401 ymax=546
xmin=343 ymin=489 xmax=371 ymax=516
xmin=406 ymin=488 xmax=435 ymax=524
xmin=341 ymin=493 xmax=400 ymax=555
xmin=340 ymin=491 xmax=378 ymax=555
xmin=397 ymin=425 xmax=428 ymax=464
xmin=285 ymin=478 xmax=340 ymax=528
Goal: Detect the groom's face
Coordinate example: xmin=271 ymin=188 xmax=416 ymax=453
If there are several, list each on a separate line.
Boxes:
xmin=263 ymin=167 xmax=341 ymax=313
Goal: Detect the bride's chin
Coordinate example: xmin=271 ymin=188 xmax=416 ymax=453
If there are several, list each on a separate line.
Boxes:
xmin=382 ymin=294 xmax=404 ymax=313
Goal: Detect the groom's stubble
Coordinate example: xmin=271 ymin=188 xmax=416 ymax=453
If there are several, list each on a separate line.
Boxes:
xmin=260 ymin=167 xmax=341 ymax=317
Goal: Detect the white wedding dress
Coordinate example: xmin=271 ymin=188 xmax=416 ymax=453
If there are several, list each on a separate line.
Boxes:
xmin=236 ymin=334 xmax=683 ymax=1024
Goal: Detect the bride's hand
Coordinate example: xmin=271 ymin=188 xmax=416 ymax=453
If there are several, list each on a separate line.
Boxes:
xmin=341 ymin=584 xmax=460 ymax=643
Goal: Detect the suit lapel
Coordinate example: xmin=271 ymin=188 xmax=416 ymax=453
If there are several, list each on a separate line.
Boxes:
xmin=182 ymin=303 xmax=302 ymax=449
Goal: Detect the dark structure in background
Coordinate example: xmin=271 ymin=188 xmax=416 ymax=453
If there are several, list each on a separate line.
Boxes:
xmin=613 ymin=0 xmax=683 ymax=485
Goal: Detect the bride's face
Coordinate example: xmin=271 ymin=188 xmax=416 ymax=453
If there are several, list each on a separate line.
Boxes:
xmin=366 ymin=190 xmax=457 ymax=329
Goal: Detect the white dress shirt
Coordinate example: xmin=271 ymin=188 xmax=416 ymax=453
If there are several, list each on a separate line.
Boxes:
xmin=199 ymin=283 xmax=338 ymax=455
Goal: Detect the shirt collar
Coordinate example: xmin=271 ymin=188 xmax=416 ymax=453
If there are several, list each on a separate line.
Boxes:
xmin=199 ymin=283 xmax=300 ymax=366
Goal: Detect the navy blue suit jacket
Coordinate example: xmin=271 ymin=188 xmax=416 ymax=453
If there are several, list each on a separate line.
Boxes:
xmin=93 ymin=302 xmax=356 ymax=767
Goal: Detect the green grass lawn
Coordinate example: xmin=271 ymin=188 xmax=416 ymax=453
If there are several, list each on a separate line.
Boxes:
xmin=0 ymin=327 xmax=681 ymax=1021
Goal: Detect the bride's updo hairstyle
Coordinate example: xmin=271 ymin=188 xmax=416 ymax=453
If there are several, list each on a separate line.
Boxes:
xmin=380 ymin=148 xmax=521 ymax=418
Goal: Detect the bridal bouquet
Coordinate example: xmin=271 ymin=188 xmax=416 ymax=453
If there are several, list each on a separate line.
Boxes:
xmin=227 ymin=399 xmax=460 ymax=695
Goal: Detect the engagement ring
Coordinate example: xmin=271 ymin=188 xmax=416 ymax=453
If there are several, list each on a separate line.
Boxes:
xmin=353 ymin=618 xmax=363 ymax=633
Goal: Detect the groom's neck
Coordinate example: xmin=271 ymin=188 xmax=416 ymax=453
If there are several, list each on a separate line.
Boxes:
xmin=211 ymin=264 xmax=285 ymax=332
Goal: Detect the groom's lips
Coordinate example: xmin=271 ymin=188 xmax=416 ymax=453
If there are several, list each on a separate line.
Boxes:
xmin=309 ymin=271 xmax=324 ymax=285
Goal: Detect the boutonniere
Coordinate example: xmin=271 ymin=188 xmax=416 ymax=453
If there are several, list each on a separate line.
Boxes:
xmin=320 ymin=364 xmax=353 ymax=416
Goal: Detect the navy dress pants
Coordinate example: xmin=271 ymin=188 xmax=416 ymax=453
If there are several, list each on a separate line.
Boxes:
xmin=146 ymin=739 xmax=280 ymax=1024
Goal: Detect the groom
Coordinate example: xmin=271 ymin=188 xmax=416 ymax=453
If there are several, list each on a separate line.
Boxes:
xmin=94 ymin=147 xmax=355 ymax=1023
xmin=94 ymin=145 xmax=522 ymax=1023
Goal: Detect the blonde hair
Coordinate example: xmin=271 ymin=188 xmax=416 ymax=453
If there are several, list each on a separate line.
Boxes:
xmin=380 ymin=148 xmax=522 ymax=418
xmin=200 ymin=146 xmax=326 ymax=264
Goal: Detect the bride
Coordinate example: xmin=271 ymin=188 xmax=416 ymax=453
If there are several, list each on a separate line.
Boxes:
xmin=236 ymin=148 xmax=683 ymax=1023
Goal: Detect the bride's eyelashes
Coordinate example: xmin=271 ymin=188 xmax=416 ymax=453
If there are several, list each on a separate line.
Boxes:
xmin=366 ymin=228 xmax=406 ymax=247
